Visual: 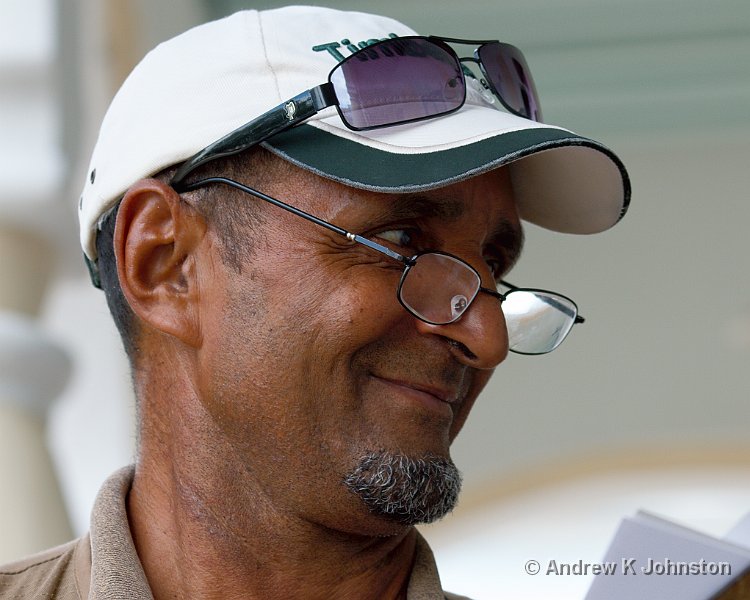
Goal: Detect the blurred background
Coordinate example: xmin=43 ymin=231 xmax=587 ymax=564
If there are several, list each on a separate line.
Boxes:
xmin=1 ymin=0 xmax=749 ymax=598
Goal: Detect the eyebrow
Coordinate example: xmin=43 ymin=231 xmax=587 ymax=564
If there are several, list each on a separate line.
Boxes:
xmin=363 ymin=193 xmax=464 ymax=223
xmin=366 ymin=193 xmax=525 ymax=266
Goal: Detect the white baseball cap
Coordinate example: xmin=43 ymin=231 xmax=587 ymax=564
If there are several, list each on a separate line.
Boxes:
xmin=79 ymin=5 xmax=630 ymax=269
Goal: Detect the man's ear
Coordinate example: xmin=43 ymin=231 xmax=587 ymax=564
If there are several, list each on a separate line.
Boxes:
xmin=114 ymin=178 xmax=206 ymax=348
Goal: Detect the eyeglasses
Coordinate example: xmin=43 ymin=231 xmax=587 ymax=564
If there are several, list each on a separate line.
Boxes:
xmin=170 ymin=36 xmax=541 ymax=189
xmin=179 ymin=176 xmax=583 ymax=355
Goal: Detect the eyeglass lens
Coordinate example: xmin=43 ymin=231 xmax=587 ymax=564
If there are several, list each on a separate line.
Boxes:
xmin=398 ymin=253 xmax=481 ymax=325
xmin=477 ymin=42 xmax=541 ymax=121
xmin=399 ymin=253 xmax=577 ymax=354
xmin=502 ymin=291 xmax=576 ymax=354
xmin=331 ymin=38 xmax=465 ymax=129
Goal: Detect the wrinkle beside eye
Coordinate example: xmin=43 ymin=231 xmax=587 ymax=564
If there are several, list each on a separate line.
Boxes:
xmin=311 ymin=238 xmax=400 ymax=272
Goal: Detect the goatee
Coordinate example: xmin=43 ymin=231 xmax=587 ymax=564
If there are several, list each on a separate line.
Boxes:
xmin=343 ymin=451 xmax=462 ymax=525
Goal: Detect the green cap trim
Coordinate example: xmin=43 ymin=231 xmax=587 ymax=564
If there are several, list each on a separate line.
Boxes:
xmin=263 ymin=124 xmax=626 ymax=200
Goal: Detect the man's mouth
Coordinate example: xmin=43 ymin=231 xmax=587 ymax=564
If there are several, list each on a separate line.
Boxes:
xmin=370 ymin=375 xmax=461 ymax=407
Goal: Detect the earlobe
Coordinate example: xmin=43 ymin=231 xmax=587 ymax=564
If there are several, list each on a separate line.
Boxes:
xmin=114 ymin=179 xmax=206 ymax=348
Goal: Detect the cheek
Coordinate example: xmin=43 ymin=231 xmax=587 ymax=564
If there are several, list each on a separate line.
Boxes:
xmin=265 ymin=255 xmax=402 ymax=350
xmin=194 ymin=262 xmax=411 ymax=485
xmin=201 ymin=254 xmax=403 ymax=414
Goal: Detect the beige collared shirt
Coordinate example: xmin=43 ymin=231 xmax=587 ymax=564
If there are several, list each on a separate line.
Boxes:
xmin=0 ymin=466 xmax=470 ymax=599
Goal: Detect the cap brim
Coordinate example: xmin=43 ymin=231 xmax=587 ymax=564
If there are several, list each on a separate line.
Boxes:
xmin=263 ymin=104 xmax=630 ymax=235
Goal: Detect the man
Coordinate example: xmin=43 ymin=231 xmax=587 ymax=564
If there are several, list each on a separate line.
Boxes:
xmin=0 ymin=6 xmax=629 ymax=599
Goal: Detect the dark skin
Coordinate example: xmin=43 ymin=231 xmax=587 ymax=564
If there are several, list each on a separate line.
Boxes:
xmin=115 ymin=160 xmax=522 ymax=599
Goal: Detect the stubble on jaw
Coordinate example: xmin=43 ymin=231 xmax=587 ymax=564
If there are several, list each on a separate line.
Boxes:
xmin=343 ymin=451 xmax=462 ymax=526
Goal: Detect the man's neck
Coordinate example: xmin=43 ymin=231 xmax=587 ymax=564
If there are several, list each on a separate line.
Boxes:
xmin=127 ymin=436 xmax=418 ymax=600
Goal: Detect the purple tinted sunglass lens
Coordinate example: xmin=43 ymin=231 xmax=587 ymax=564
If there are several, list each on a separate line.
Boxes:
xmin=478 ymin=42 xmax=542 ymax=121
xmin=330 ymin=37 xmax=465 ymax=130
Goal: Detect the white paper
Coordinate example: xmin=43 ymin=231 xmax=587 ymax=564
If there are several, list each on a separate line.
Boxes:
xmin=725 ymin=512 xmax=750 ymax=549
xmin=585 ymin=511 xmax=750 ymax=600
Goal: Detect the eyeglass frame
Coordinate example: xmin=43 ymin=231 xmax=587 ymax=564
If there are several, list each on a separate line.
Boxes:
xmin=177 ymin=176 xmax=584 ymax=354
xmin=169 ymin=35 xmax=539 ymax=190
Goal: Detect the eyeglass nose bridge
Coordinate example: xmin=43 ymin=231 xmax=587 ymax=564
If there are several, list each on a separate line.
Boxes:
xmin=456 ymin=59 xmax=498 ymax=106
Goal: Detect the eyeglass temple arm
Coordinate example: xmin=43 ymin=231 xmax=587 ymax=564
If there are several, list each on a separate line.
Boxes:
xmin=498 ymin=280 xmax=585 ymax=324
xmin=171 ymin=83 xmax=337 ymax=190
xmin=179 ymin=177 xmax=409 ymax=265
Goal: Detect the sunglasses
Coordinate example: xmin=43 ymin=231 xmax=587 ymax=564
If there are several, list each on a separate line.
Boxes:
xmin=170 ymin=35 xmax=541 ymax=189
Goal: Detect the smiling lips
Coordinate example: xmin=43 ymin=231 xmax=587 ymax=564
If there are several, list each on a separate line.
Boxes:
xmin=373 ymin=375 xmax=461 ymax=406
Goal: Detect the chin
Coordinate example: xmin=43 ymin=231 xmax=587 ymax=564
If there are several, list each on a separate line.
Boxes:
xmin=342 ymin=449 xmax=463 ymax=528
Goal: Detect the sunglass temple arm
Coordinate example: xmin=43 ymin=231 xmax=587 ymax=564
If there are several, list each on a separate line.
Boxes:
xmin=171 ymin=83 xmax=337 ymax=190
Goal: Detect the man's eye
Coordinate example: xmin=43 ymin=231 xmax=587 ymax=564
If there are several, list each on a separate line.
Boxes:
xmin=376 ymin=229 xmax=412 ymax=247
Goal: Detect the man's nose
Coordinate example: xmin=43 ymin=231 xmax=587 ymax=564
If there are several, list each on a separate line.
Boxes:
xmin=413 ymin=290 xmax=509 ymax=369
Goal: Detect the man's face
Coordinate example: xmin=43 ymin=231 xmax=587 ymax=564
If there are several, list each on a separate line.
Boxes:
xmin=193 ymin=162 xmax=522 ymax=533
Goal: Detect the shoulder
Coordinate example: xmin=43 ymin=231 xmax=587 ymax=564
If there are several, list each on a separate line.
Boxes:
xmin=444 ymin=592 xmax=475 ymax=600
xmin=0 ymin=536 xmax=88 ymax=600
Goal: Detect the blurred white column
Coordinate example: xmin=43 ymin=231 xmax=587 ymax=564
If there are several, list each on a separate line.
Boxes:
xmin=0 ymin=0 xmax=74 ymax=561
xmin=0 ymin=308 xmax=72 ymax=562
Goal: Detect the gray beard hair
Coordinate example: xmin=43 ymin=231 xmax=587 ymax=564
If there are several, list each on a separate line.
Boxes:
xmin=343 ymin=451 xmax=462 ymax=526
